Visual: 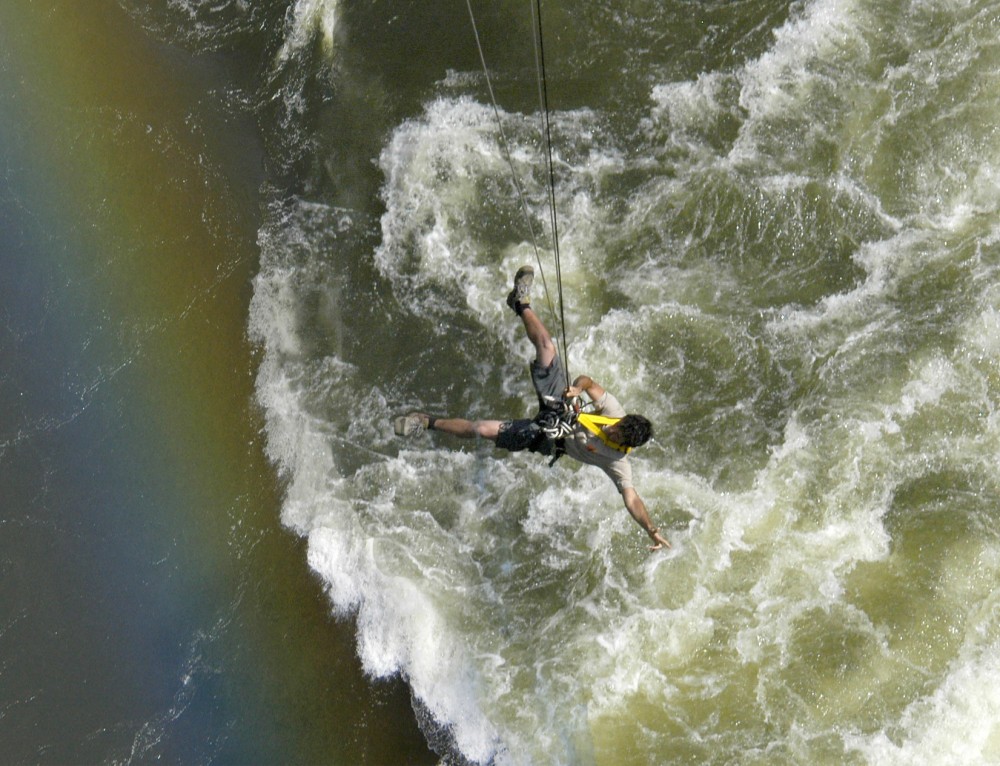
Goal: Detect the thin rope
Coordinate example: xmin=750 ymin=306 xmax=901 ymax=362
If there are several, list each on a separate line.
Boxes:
xmin=464 ymin=0 xmax=558 ymax=326
xmin=530 ymin=0 xmax=571 ymax=388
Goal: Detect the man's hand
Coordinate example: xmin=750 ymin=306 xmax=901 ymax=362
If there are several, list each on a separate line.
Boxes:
xmin=567 ymin=375 xmax=607 ymax=404
xmin=647 ymin=527 xmax=671 ymax=551
xmin=623 ymin=487 xmax=670 ymax=552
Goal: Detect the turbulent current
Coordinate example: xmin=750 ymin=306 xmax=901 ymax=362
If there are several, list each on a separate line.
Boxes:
xmin=129 ymin=0 xmax=1000 ymax=763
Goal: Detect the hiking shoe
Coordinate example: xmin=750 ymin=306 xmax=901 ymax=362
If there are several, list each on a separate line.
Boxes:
xmin=505 ymin=265 xmax=534 ymax=313
xmin=394 ymin=412 xmax=428 ymax=437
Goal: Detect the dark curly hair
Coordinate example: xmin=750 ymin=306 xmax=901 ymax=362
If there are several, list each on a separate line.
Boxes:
xmin=617 ymin=414 xmax=653 ymax=448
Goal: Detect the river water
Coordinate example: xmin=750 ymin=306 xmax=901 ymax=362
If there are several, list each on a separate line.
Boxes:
xmin=6 ymin=0 xmax=1000 ymax=764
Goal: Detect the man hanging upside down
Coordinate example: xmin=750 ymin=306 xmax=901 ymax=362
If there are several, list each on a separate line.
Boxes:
xmin=395 ymin=265 xmax=671 ymax=551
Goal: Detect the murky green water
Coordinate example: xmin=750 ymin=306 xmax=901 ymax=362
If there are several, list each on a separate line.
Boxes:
xmin=0 ymin=2 xmax=430 ymax=763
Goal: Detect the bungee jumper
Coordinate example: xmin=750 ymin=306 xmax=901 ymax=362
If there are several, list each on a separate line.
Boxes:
xmin=395 ymin=266 xmax=671 ymax=551
xmin=396 ymin=3 xmax=669 ymax=550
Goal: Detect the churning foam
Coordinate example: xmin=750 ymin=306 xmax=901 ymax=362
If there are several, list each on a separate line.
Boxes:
xmin=249 ymin=0 xmax=1000 ymax=762
xmin=276 ymin=0 xmax=339 ymax=64
xmin=845 ymin=648 xmax=1000 ymax=765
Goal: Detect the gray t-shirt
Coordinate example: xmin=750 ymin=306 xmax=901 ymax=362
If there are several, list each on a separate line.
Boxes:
xmin=563 ymin=391 xmax=633 ymax=492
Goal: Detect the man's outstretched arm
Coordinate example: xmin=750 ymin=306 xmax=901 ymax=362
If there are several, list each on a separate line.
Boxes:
xmin=622 ymin=487 xmax=671 ymax=550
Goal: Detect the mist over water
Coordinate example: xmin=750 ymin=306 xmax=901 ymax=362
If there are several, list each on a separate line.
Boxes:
xmin=127 ymin=0 xmax=1000 ymax=762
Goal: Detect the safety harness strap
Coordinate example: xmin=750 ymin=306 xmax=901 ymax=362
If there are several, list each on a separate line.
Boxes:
xmin=576 ymin=414 xmax=631 ymax=454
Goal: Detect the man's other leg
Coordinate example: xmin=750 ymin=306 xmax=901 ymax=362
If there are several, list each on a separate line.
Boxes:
xmin=506 ymin=265 xmax=557 ymax=368
xmin=519 ymin=306 xmax=557 ymax=369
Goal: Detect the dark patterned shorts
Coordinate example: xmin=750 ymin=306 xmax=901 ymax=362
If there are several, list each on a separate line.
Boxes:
xmin=496 ymin=419 xmax=548 ymax=453
xmin=495 ymin=356 xmax=566 ymax=455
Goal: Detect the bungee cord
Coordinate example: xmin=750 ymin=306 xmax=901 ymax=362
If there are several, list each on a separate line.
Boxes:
xmin=465 ymin=0 xmax=571 ymax=388
xmin=530 ymin=0 xmax=571 ymax=389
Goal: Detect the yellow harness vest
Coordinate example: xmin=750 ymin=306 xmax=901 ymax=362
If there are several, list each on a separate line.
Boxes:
xmin=576 ymin=413 xmax=631 ymax=454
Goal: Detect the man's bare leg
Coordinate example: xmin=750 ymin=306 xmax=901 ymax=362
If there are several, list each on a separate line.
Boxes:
xmin=396 ymin=413 xmax=501 ymax=441
xmin=430 ymin=417 xmax=501 ymax=440
xmin=519 ymin=306 xmax=557 ymax=369
xmin=507 ymin=265 xmax=557 ymax=368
